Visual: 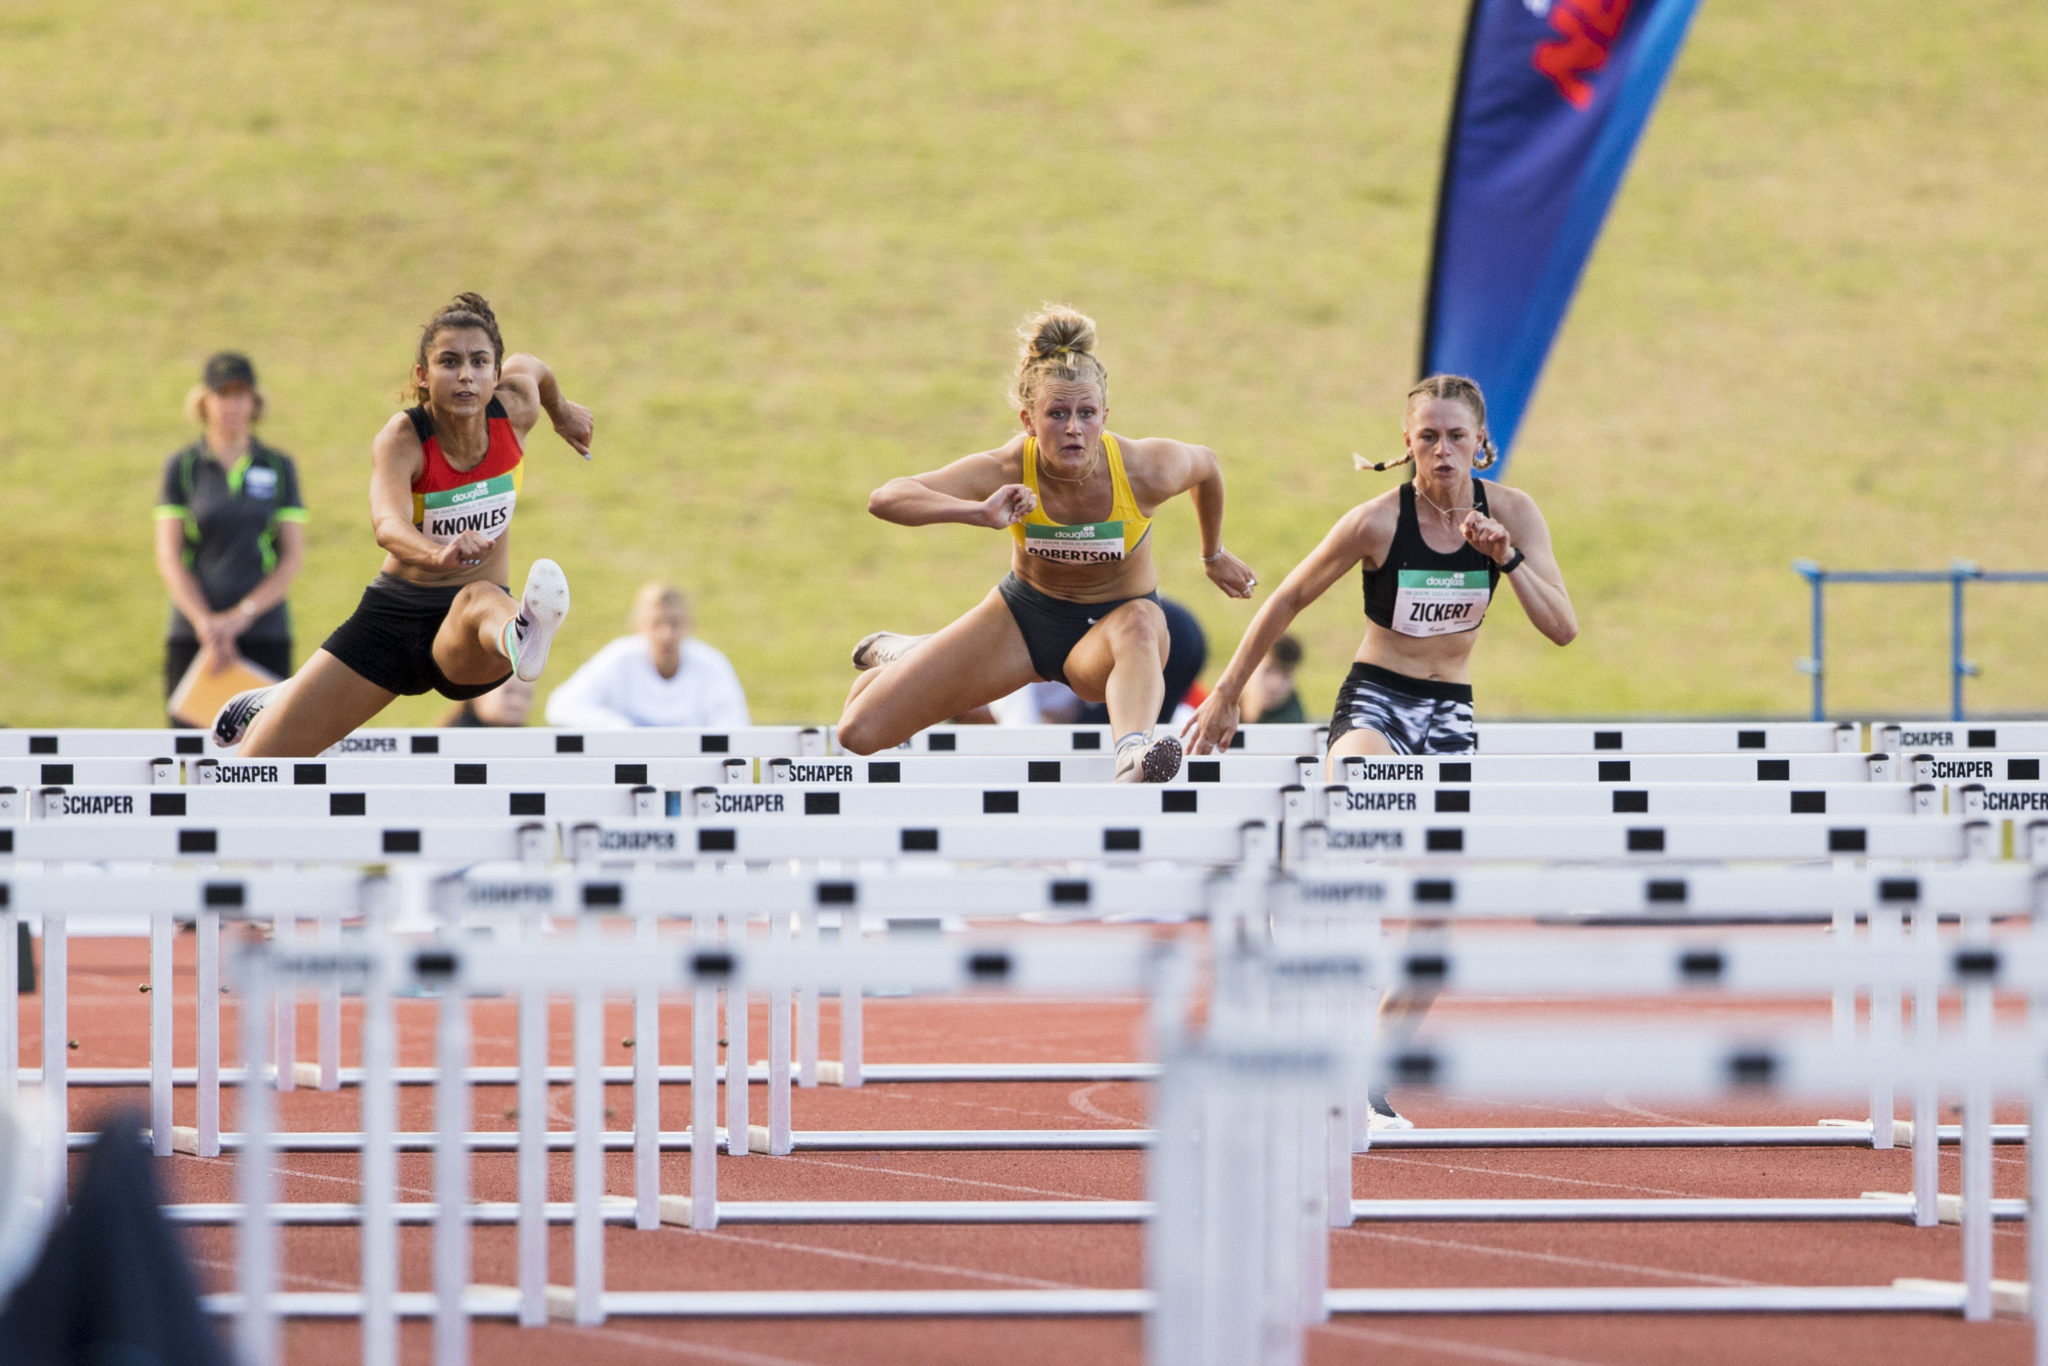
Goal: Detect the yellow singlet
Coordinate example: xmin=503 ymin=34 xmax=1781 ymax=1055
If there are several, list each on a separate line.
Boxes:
xmin=1008 ymin=434 xmax=1152 ymax=566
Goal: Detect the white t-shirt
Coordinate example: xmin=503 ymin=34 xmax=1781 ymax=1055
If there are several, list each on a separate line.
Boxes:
xmin=543 ymin=635 xmax=752 ymax=730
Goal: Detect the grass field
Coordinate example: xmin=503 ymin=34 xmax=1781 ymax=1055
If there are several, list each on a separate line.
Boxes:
xmin=2 ymin=1 xmax=2044 ymax=728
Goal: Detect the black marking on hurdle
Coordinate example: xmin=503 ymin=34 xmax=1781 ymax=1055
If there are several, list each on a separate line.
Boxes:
xmin=1188 ymin=760 xmax=1221 ymax=783
xmin=1028 ymin=761 xmax=1061 ymax=783
xmin=902 ymin=828 xmax=940 ymax=852
xmin=927 ymin=733 xmax=957 ymax=752
xmin=411 ymin=735 xmax=439 ymax=754
xmin=176 ymin=735 xmax=203 ymax=755
xmin=1757 ymin=759 xmax=1790 ymax=781
xmin=150 ymin=793 xmax=186 ymax=817
xmin=817 ymin=881 xmax=856 ymax=905
xmin=1414 ymin=879 xmax=1455 ymax=904
xmin=700 ymin=734 xmax=730 ymax=754
xmin=29 ymin=737 xmax=57 ymax=755
xmin=330 ymin=793 xmax=367 ymax=817
xmin=1228 ymin=732 xmax=1247 ymax=750
xmin=1969 ymin=729 xmax=1996 ymax=748
xmin=179 ymin=829 xmax=218 ymax=855
xmin=1404 ymin=954 xmax=1448 ymax=982
xmin=1647 ymin=879 xmax=1688 ymax=904
xmin=1070 ymin=731 xmax=1101 ymax=751
xmin=556 ymin=734 xmax=585 ymax=753
xmin=583 ymin=883 xmax=624 ymax=908
xmin=983 ymin=791 xmax=1020 ymax=815
xmin=383 ymin=830 xmax=422 ymax=854
xmin=1163 ymin=790 xmax=1198 ymax=814
xmin=1104 ymin=828 xmax=1142 ymax=852
xmin=1627 ymin=828 xmax=1666 ymax=853
xmin=1439 ymin=762 xmax=1473 ymax=784
xmin=1598 ymin=760 xmax=1630 ymax=782
xmin=806 ymin=791 xmax=841 ymax=816
xmin=1828 ymin=828 xmax=1867 ymax=854
xmin=1879 ymin=877 xmax=1920 ymax=903
xmin=0 ymin=883 xmax=7 ymax=907
xmin=1393 ymin=1050 xmax=1438 ymax=1084
xmin=1727 ymin=1050 xmax=1777 ymax=1087
xmin=414 ymin=950 xmax=457 ymax=981
xmin=454 ymin=763 xmax=487 ymax=785
xmin=294 ymin=763 xmax=326 ymax=785
xmin=1594 ymin=731 xmax=1622 ymax=750
xmin=1738 ymin=730 xmax=1766 ymax=749
xmin=691 ymin=949 xmax=735 ymax=980
xmin=2011 ymin=759 xmax=2041 ymax=781
xmin=0 ymin=831 xmax=10 ymax=854
xmin=40 ymin=763 xmax=73 ymax=786
xmin=1424 ymin=828 xmax=1464 ymax=853
xmin=510 ymin=793 xmax=546 ymax=816
xmin=869 ymin=762 xmax=901 ymax=783
xmin=1434 ymin=790 xmax=1470 ymax=813
xmin=1051 ymin=880 xmax=1091 ymax=906
xmin=1612 ymin=790 xmax=1648 ymax=814
xmin=1791 ymin=791 xmax=1826 ymax=814
xmin=967 ymin=951 xmax=1012 ymax=981
xmin=1679 ymin=950 xmax=1725 ymax=982
xmin=1954 ymin=948 xmax=2000 ymax=981
xmin=615 ymin=763 xmax=649 ymax=784
xmin=203 ymin=882 xmax=245 ymax=908
xmin=699 ymin=829 xmax=737 ymax=853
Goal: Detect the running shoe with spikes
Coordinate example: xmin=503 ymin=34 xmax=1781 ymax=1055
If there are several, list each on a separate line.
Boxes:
xmin=1112 ymin=733 xmax=1183 ymax=784
xmin=502 ymin=558 xmax=570 ymax=683
xmin=1366 ymin=1089 xmax=1413 ymax=1131
xmin=211 ymin=685 xmax=279 ymax=749
xmin=850 ymin=630 xmax=930 ymax=671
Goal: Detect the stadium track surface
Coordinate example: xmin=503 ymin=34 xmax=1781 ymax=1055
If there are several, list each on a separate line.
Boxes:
xmin=39 ymin=931 xmax=2036 ymax=1366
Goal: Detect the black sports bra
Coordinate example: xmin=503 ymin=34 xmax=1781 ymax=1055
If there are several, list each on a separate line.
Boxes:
xmin=1361 ymin=481 xmax=1499 ymax=637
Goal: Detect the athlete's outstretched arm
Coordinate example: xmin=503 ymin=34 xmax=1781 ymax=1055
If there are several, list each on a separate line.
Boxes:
xmin=1181 ymin=505 xmax=1372 ymax=753
xmin=499 ymin=353 xmax=595 ymax=458
xmin=368 ymin=416 xmax=488 ymax=573
xmin=1466 ymin=487 xmax=1576 ymax=646
xmin=867 ymin=440 xmax=1034 ymax=529
xmin=1126 ymin=439 xmax=1255 ymax=598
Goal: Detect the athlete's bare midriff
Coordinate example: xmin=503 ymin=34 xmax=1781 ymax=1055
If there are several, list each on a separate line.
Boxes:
xmin=1355 ymin=618 xmax=1480 ymax=684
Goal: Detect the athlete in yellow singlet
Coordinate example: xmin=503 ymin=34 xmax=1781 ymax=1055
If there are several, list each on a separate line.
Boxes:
xmin=837 ymin=306 xmax=1256 ymax=781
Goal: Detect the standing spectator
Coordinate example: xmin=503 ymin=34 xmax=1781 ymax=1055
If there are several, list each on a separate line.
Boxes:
xmin=544 ymin=583 xmax=750 ymax=729
xmin=152 ymin=353 xmax=307 ymax=721
xmin=1241 ymin=634 xmax=1306 ymax=723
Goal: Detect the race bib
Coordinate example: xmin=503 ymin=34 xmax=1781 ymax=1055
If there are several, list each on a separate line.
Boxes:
xmin=419 ymin=474 xmax=516 ymax=544
xmin=1392 ymin=568 xmax=1490 ymax=637
xmin=1023 ymin=519 xmax=1125 ymax=564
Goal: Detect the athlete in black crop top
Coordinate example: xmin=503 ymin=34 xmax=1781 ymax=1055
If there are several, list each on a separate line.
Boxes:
xmin=1183 ymin=375 xmax=1575 ymax=768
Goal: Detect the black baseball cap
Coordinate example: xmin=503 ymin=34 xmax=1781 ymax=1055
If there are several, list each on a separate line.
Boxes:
xmin=202 ymin=352 xmax=257 ymax=391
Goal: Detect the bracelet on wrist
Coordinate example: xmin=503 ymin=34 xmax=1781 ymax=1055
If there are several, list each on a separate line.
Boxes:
xmin=1201 ymin=547 xmax=1226 ymax=564
xmin=1498 ymin=547 xmax=1526 ymax=575
xmin=237 ymin=599 xmax=260 ymax=617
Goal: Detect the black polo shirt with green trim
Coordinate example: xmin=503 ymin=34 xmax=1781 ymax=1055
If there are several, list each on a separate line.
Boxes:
xmin=155 ymin=438 xmax=307 ymax=643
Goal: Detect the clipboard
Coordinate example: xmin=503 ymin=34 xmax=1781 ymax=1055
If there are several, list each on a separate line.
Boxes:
xmin=168 ymin=650 xmax=281 ymax=730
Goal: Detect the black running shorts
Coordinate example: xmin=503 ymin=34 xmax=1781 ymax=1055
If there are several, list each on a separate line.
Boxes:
xmin=996 ymin=572 xmax=1162 ymax=687
xmin=321 ymin=573 xmax=512 ymax=701
xmin=1326 ymin=662 xmax=1475 ymax=755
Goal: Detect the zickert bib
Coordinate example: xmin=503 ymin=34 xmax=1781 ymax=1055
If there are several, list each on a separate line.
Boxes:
xmin=419 ymin=474 xmax=516 ymax=544
xmin=1392 ymin=568 xmax=1490 ymax=637
xmin=1023 ymin=519 xmax=1125 ymax=564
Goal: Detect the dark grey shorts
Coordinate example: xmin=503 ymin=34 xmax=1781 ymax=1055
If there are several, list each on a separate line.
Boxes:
xmin=1326 ymin=662 xmax=1475 ymax=756
xmin=996 ymin=572 xmax=1161 ymax=687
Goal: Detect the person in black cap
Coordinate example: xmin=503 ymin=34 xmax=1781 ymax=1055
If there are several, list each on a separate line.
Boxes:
xmin=152 ymin=352 xmax=307 ymax=722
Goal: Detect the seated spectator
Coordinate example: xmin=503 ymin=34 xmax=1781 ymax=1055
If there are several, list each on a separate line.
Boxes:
xmin=438 ymin=676 xmax=535 ymax=728
xmin=544 ymin=583 xmax=750 ymax=729
xmin=1241 ymin=633 xmax=1306 ymax=724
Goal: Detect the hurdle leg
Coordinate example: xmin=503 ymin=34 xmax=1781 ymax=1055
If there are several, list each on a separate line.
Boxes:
xmin=2031 ymin=969 xmax=2048 ymax=1366
xmin=840 ymin=925 xmax=864 ymax=1090
xmin=768 ymin=903 xmax=792 ymax=1155
xmin=515 ymin=906 xmax=549 ymax=1328
xmin=40 ymin=911 xmax=67 ymax=1215
xmin=317 ymin=905 xmax=341 ymax=1090
xmin=273 ymin=910 xmax=296 ymax=1094
xmin=150 ymin=907 xmax=172 ymax=1155
xmin=572 ymin=915 xmax=605 ymax=1324
xmin=1868 ymin=901 xmax=1900 ymax=1149
xmin=1143 ymin=1044 xmax=1204 ymax=1366
xmin=633 ymin=908 xmax=661 ymax=1230
xmin=1 ymin=901 xmax=17 ymax=1109
xmin=359 ymin=911 xmax=399 ymax=1366
xmin=197 ymin=906 xmax=221 ymax=1158
xmin=236 ymin=953 xmax=279 ymax=1366
xmin=432 ymin=977 xmax=473 ymax=1366
xmin=1961 ymin=909 xmax=1994 ymax=1321
xmin=724 ymin=903 xmax=749 ymax=1155
xmin=1911 ymin=899 xmax=1939 ymax=1225
xmin=798 ymin=905 xmax=819 ymax=1088
xmin=690 ymin=910 xmax=718 ymax=1229
xmin=1830 ymin=897 xmax=1856 ymax=1047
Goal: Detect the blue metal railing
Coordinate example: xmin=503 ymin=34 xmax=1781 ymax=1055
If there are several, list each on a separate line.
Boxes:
xmin=1792 ymin=561 xmax=2048 ymax=721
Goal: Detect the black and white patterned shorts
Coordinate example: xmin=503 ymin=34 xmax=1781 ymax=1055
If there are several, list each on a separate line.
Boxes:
xmin=1326 ymin=662 xmax=1475 ymax=755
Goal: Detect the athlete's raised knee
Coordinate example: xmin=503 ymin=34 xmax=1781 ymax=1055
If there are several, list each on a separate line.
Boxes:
xmin=1109 ymin=598 xmax=1168 ymax=659
xmin=835 ymin=702 xmax=899 ymax=756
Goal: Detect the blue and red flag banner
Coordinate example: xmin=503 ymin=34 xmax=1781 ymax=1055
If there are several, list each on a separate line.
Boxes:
xmin=1420 ymin=0 xmax=1702 ymax=475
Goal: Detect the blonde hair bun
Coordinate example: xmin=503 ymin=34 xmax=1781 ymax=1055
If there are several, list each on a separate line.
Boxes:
xmin=1010 ymin=305 xmax=1108 ymax=411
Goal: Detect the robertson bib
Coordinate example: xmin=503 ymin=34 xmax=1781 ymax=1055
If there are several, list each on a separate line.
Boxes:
xmin=409 ymin=396 xmax=524 ymax=545
xmin=1010 ymin=433 xmax=1152 ymax=565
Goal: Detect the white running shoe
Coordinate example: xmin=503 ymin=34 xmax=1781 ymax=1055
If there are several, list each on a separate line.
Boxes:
xmin=211 ymin=685 xmax=279 ymax=748
xmin=1113 ymin=734 xmax=1183 ymax=784
xmin=850 ymin=630 xmax=930 ymax=671
xmin=506 ymin=559 xmax=570 ymax=682
xmin=1366 ymin=1090 xmax=1414 ymax=1131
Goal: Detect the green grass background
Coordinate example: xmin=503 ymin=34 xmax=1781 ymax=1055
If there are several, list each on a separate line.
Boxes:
xmin=1 ymin=1 xmax=2043 ymax=727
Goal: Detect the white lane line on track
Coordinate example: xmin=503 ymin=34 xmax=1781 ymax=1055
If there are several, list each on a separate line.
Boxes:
xmin=1312 ymin=1320 xmax=1611 ymax=1366
xmin=1066 ymin=1082 xmax=1141 ymax=1127
xmin=192 ymin=1253 xmax=358 ymax=1294
xmin=1336 ymin=1227 xmax=1759 ymax=1287
xmin=784 ymin=1154 xmax=1119 ymax=1202
xmin=562 ymin=1324 xmax=829 ymax=1366
xmin=684 ymin=1228 xmax=1077 ymax=1290
xmin=861 ymin=1084 xmax=1083 ymax=1122
xmin=1359 ymin=1153 xmax=1700 ymax=1200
